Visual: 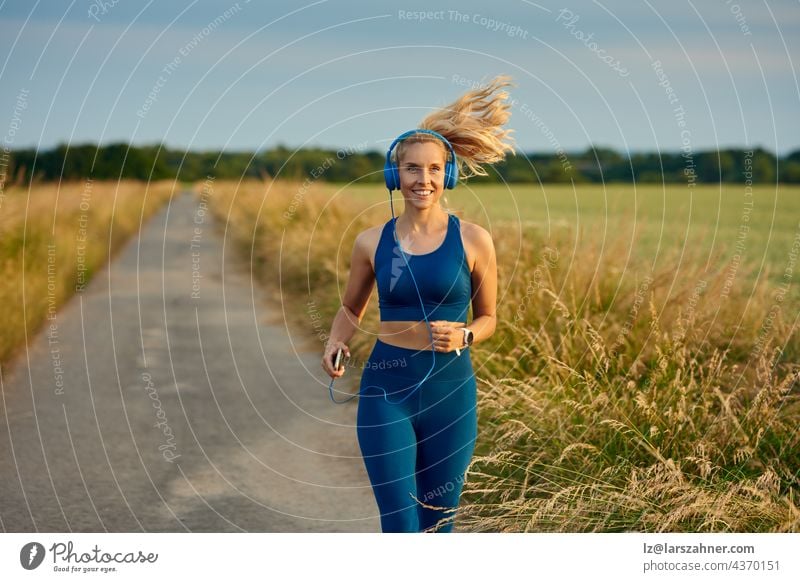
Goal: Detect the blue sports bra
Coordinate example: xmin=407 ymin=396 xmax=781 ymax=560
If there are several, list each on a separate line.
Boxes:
xmin=374 ymin=213 xmax=472 ymax=323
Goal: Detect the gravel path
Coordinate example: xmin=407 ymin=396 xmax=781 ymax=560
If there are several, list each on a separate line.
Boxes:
xmin=0 ymin=189 xmax=378 ymax=532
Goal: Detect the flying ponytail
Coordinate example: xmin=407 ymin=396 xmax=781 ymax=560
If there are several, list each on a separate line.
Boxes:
xmin=394 ymin=75 xmax=517 ymax=181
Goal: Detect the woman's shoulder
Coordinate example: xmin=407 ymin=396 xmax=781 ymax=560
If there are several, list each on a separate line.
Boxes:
xmin=454 ymin=217 xmax=494 ymax=271
xmin=354 ymin=221 xmax=391 ymax=271
xmin=355 ymin=221 xmax=388 ymax=247
xmin=456 ymin=217 xmax=493 ymax=248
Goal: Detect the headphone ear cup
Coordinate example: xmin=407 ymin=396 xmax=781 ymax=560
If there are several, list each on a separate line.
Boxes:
xmin=392 ymin=162 xmax=400 ymax=190
xmin=383 ymin=159 xmax=397 ymax=190
xmin=445 ymin=159 xmax=456 ymax=189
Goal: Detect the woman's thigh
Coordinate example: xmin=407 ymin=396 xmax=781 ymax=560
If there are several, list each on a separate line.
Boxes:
xmin=356 ymin=372 xmax=421 ymax=531
xmin=414 ymin=375 xmax=478 ymax=531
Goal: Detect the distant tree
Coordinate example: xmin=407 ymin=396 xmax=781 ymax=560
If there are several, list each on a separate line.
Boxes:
xmin=6 ymin=142 xmax=799 ymax=184
xmin=751 ymin=148 xmax=777 ymax=182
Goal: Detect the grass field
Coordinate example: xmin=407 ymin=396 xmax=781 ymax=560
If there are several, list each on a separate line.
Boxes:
xmin=200 ymin=178 xmax=798 ymax=532
xmin=0 ymin=180 xmax=177 ymax=368
xmin=339 ymin=182 xmax=800 ymax=291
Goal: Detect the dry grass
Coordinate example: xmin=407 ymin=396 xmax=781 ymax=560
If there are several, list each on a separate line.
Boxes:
xmin=459 ymin=208 xmax=799 ymax=532
xmin=0 ymin=179 xmax=176 ymax=367
xmin=199 ymin=178 xmax=799 ymax=532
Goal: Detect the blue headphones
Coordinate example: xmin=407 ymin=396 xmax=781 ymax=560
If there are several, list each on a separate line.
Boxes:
xmin=383 ymin=129 xmax=458 ymax=191
xmin=329 ymin=129 xmax=459 ymax=404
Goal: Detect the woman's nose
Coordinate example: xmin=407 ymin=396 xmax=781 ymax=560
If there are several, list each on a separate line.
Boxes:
xmin=416 ymin=168 xmax=433 ymax=183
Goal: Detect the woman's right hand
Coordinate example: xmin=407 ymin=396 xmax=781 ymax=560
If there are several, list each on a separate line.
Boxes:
xmin=322 ymin=340 xmax=350 ymax=379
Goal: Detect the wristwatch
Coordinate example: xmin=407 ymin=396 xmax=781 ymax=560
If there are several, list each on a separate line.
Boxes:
xmin=455 ymin=327 xmax=474 ymax=356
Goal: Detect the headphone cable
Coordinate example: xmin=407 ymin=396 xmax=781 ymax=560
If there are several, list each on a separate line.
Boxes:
xmin=328 ymin=188 xmax=437 ymax=404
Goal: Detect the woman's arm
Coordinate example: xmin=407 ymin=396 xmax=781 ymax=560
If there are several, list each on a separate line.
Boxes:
xmin=321 ymin=230 xmax=376 ymax=378
xmin=430 ymin=223 xmax=497 ymax=352
xmin=464 ymin=223 xmax=497 ymax=344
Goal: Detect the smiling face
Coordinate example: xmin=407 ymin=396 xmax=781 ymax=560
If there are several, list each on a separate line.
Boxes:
xmin=396 ymin=140 xmax=447 ymax=211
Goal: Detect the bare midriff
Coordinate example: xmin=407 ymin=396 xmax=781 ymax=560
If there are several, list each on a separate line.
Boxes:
xmin=378 ymin=320 xmax=463 ymax=350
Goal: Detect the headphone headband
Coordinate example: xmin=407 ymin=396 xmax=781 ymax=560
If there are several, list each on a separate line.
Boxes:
xmin=383 ymin=129 xmax=458 ymax=190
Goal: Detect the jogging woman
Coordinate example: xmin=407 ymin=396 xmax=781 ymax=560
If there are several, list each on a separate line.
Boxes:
xmin=321 ymin=76 xmax=515 ymax=532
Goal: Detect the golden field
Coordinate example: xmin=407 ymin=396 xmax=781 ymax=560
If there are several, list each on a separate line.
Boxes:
xmin=0 ymin=180 xmax=177 ymax=367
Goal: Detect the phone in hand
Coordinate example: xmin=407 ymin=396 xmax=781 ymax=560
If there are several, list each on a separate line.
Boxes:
xmin=332 ymin=347 xmax=344 ymax=372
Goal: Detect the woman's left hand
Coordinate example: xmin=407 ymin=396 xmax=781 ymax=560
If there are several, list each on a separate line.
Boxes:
xmin=429 ymin=321 xmax=466 ymax=352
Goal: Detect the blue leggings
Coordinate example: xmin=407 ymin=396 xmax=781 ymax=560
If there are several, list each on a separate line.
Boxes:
xmin=356 ymin=339 xmax=477 ymax=533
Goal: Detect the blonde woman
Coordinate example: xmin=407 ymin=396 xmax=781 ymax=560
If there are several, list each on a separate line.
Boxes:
xmin=323 ymin=76 xmax=515 ymax=532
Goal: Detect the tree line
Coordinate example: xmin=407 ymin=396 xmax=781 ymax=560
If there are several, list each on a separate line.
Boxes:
xmin=3 ymin=142 xmax=799 ymax=185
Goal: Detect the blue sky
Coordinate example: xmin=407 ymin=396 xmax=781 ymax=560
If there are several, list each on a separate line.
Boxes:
xmin=1 ymin=0 xmax=798 ymax=155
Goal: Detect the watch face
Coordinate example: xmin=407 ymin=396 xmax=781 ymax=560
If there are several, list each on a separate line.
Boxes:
xmin=465 ymin=329 xmax=474 ymax=345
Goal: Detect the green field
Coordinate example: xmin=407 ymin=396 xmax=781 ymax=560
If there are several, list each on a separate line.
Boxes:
xmin=329 ymin=182 xmax=800 ymax=298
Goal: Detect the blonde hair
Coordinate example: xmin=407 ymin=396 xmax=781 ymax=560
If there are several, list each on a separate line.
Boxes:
xmin=394 ymin=75 xmax=517 ymax=180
